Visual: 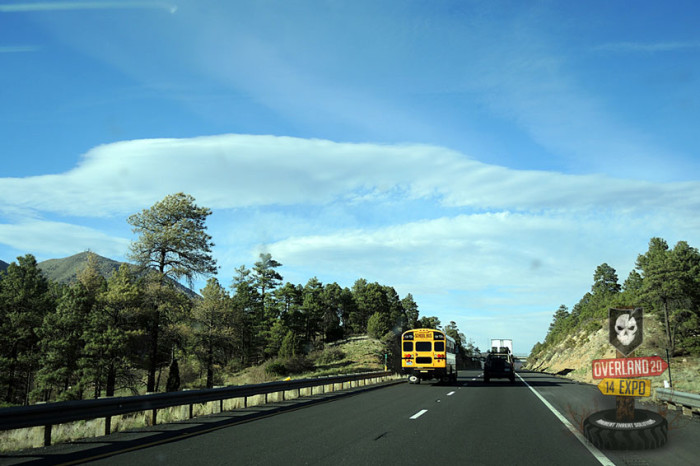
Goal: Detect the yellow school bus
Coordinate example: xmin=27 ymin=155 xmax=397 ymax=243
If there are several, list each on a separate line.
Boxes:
xmin=401 ymin=328 xmax=458 ymax=384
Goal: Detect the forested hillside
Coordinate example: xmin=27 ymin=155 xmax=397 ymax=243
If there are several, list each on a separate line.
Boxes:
xmin=0 ymin=250 xmax=472 ymax=406
xmin=529 ymin=237 xmax=700 ymax=380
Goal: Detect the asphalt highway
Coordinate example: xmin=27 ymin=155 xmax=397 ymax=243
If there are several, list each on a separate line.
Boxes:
xmin=3 ymin=370 xmax=698 ymax=465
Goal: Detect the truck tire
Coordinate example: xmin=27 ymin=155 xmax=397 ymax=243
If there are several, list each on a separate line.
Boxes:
xmin=583 ymin=409 xmax=667 ymax=450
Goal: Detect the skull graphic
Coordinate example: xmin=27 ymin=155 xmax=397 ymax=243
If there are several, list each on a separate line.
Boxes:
xmin=615 ymin=313 xmax=637 ymax=346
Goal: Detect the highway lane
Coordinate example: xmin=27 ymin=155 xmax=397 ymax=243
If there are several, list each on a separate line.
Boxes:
xmin=80 ymin=370 xmax=603 ymax=465
xmin=3 ymin=370 xmax=698 ymax=465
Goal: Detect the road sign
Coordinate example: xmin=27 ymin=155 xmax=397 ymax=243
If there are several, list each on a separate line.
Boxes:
xmin=592 ymin=356 xmax=669 ymax=379
xmin=597 ymin=378 xmax=652 ymax=397
xmin=609 ymin=308 xmax=643 ymax=356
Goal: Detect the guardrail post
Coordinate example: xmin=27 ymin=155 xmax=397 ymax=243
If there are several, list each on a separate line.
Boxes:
xmin=105 ymin=416 xmax=111 ymax=436
xmin=44 ymin=424 xmax=52 ymax=447
xmin=151 ymin=408 xmax=158 ymax=426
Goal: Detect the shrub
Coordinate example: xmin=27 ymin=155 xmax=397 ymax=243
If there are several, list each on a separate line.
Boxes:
xmin=265 ymin=361 xmax=288 ymax=376
xmin=585 ymin=320 xmax=603 ymax=333
xmin=284 ymin=356 xmax=314 ymax=374
xmin=315 ymin=348 xmax=346 ymax=365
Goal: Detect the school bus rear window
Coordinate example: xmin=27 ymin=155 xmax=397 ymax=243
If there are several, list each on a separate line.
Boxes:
xmin=416 ymin=341 xmax=431 ymax=351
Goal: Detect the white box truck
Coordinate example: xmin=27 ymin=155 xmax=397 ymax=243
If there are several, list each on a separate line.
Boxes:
xmin=490 ymin=339 xmax=513 ymax=354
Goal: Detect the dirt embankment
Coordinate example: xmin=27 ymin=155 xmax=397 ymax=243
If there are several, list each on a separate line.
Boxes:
xmin=525 ymin=318 xmax=700 ymax=395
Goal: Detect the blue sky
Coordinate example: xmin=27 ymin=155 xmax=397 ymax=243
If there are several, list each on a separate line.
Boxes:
xmin=1 ymin=1 xmax=699 ymax=354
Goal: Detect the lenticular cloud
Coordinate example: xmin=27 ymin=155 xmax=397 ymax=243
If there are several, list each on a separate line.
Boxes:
xmin=0 ymin=134 xmax=698 ymax=218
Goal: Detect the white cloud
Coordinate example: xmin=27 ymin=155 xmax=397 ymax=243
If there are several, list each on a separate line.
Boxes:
xmin=267 ymin=211 xmax=644 ymax=296
xmin=1 ymin=134 xmax=698 ymax=219
xmin=0 ymin=220 xmax=129 ymax=259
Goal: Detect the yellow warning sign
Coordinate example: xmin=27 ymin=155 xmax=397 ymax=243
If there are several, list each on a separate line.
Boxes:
xmin=597 ymin=378 xmax=651 ymax=397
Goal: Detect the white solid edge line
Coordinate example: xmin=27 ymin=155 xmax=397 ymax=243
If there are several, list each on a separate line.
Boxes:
xmin=410 ymin=409 xmax=428 ymax=420
xmin=517 ymin=373 xmax=614 ymax=466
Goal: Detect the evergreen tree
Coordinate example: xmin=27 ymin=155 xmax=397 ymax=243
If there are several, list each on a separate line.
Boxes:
xmin=445 ymin=321 xmax=469 ymax=368
xmin=401 ymin=293 xmax=419 ymax=329
xmin=382 ymin=285 xmax=404 ymax=331
xmin=252 ymin=253 xmax=283 ymax=320
xmin=351 ymin=280 xmax=389 ymax=333
xmin=35 ymin=284 xmax=92 ymax=401
xmin=137 ymin=275 xmax=192 ymax=392
xmin=545 ymin=305 xmax=570 ymax=345
xmin=192 ymin=278 xmax=232 ymax=388
xmin=279 ymin=330 xmax=301 ymax=359
xmin=320 ymin=283 xmax=344 ymax=342
xmin=0 ymin=255 xmax=53 ymax=405
xmin=83 ymin=264 xmax=141 ymax=397
xmin=620 ymin=270 xmax=643 ymax=306
xmin=272 ymin=282 xmax=304 ymax=355
xmin=127 ymin=193 xmax=216 ymax=392
xmin=592 ymin=263 xmax=621 ymax=296
xmin=417 ymin=316 xmax=441 ymax=329
xmin=367 ymin=311 xmax=391 ymax=339
xmin=301 ymin=277 xmax=324 ymax=344
xmin=274 ymin=282 xmax=303 ymax=316
xmin=230 ymin=266 xmax=260 ymax=365
xmin=635 ymin=239 xmax=700 ymax=355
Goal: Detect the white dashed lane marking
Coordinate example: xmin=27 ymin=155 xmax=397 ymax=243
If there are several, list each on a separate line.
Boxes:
xmin=410 ymin=409 xmax=428 ymax=420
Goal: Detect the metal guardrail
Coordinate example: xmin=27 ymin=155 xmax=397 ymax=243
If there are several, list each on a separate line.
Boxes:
xmin=656 ymin=387 xmax=700 ymax=413
xmin=0 ymin=371 xmax=394 ymax=446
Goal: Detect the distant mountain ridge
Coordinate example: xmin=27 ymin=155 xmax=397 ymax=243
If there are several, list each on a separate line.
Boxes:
xmin=0 ymin=259 xmax=8 ymax=274
xmin=2 ymin=251 xmax=198 ymax=297
xmin=38 ymin=252 xmax=122 ymax=284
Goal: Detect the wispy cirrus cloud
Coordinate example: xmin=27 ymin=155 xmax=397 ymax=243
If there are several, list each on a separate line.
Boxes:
xmin=0 ymin=45 xmax=41 ymax=53
xmin=594 ymin=41 xmax=700 ymax=53
xmin=0 ymin=1 xmax=177 ymax=13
